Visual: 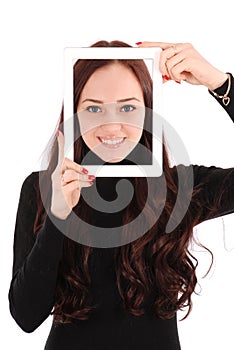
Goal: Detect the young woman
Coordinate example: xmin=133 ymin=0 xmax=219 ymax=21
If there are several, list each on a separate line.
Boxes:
xmin=8 ymin=40 xmax=234 ymax=350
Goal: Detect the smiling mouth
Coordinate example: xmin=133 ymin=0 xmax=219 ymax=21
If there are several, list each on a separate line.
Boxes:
xmin=97 ymin=136 xmax=126 ymax=148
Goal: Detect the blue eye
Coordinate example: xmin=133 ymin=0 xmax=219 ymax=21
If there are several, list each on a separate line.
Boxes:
xmin=121 ymin=105 xmax=136 ymax=112
xmin=86 ymin=106 xmax=101 ymax=113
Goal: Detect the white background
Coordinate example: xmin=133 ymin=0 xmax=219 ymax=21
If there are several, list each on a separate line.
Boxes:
xmin=1 ymin=0 xmax=234 ymax=349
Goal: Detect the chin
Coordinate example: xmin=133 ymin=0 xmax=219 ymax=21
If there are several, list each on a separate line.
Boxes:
xmin=107 ymin=158 xmax=123 ymax=163
xmin=97 ymin=153 xmax=124 ymax=163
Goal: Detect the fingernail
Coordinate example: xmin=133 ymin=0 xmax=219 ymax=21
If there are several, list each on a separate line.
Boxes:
xmin=175 ymin=80 xmax=181 ymax=84
xmin=89 ymin=181 xmax=94 ymax=185
xmin=56 ymin=130 xmax=60 ymax=137
xmin=135 ymin=42 xmax=142 ymax=45
xmin=82 ymin=168 xmax=88 ymax=174
xmin=162 ymin=75 xmax=170 ymax=81
xmin=88 ymin=175 xmax=96 ymax=180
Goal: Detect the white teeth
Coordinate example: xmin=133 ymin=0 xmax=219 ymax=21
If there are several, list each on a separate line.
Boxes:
xmin=100 ymin=138 xmax=124 ymax=145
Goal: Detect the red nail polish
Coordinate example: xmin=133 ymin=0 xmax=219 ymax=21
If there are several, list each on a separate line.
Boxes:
xmin=135 ymin=42 xmax=142 ymax=45
xmin=88 ymin=175 xmax=96 ymax=180
xmin=176 ymin=80 xmax=181 ymax=84
xmin=56 ymin=130 xmax=60 ymax=137
xmin=82 ymin=168 xmax=88 ymax=174
xmin=162 ymin=75 xmax=170 ymax=81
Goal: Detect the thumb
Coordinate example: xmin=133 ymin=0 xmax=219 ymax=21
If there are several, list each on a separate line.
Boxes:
xmin=56 ymin=130 xmax=65 ymax=167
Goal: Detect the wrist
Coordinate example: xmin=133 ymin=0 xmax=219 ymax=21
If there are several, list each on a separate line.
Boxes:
xmin=209 ymin=73 xmax=231 ymax=107
xmin=50 ymin=207 xmax=71 ymax=221
xmin=207 ymin=72 xmax=229 ymax=91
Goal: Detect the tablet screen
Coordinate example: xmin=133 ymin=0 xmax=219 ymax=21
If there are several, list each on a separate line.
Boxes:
xmin=63 ymin=47 xmax=163 ymax=177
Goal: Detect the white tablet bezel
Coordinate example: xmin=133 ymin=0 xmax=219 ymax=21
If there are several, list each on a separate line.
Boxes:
xmin=63 ymin=47 xmax=163 ymax=177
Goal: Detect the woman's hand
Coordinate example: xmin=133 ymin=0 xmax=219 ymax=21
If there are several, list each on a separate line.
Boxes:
xmin=50 ymin=131 xmax=95 ymax=220
xmin=137 ymin=41 xmax=228 ymax=90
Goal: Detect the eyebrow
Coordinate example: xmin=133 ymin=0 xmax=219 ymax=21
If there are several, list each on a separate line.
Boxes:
xmin=81 ymin=97 xmax=141 ymax=104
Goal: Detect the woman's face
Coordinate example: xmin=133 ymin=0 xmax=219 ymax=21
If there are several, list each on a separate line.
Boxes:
xmin=76 ymin=62 xmax=145 ymax=163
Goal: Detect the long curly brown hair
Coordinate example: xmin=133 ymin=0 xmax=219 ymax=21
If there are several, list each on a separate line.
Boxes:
xmin=33 ymin=40 xmax=217 ymax=324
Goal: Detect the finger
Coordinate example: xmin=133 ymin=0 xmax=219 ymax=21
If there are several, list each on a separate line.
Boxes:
xmin=62 ymin=169 xmax=95 ymax=183
xmin=159 ymin=44 xmax=187 ymax=76
xmin=63 ymin=180 xmax=94 ymax=192
xmin=162 ymin=76 xmax=170 ymax=84
xmin=165 ymin=51 xmax=187 ymax=81
xmin=168 ymin=58 xmax=193 ymax=82
xmin=137 ymin=41 xmax=175 ymax=49
xmin=62 ymin=157 xmax=88 ymax=175
xmin=79 ymin=179 xmax=95 ymax=187
xmin=57 ymin=130 xmax=65 ymax=167
xmin=159 ymin=47 xmax=178 ymax=76
xmin=138 ymin=42 xmax=190 ymax=53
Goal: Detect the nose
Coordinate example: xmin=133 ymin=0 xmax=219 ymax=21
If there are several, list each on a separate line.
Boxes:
xmin=100 ymin=122 xmax=122 ymax=133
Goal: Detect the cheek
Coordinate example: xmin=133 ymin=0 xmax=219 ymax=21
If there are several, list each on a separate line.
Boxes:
xmin=125 ymin=125 xmax=143 ymax=140
xmin=78 ymin=117 xmax=98 ymax=138
xmin=82 ymin=129 xmax=97 ymax=141
xmin=81 ymin=127 xmax=99 ymax=147
xmin=79 ymin=117 xmax=99 ymax=135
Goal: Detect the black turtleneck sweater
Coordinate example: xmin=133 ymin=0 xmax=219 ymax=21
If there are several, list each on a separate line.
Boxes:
xmin=9 ymin=78 xmax=234 ymax=350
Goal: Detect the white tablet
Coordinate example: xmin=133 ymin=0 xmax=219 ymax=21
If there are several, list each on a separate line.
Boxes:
xmin=63 ymin=47 xmax=163 ymax=177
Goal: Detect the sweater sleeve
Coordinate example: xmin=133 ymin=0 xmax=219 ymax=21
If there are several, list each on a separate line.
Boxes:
xmin=192 ymin=164 xmax=234 ymax=224
xmin=8 ymin=172 xmax=69 ymax=333
xmin=191 ymin=76 xmax=234 ymax=223
xmin=209 ymin=73 xmax=234 ymax=121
